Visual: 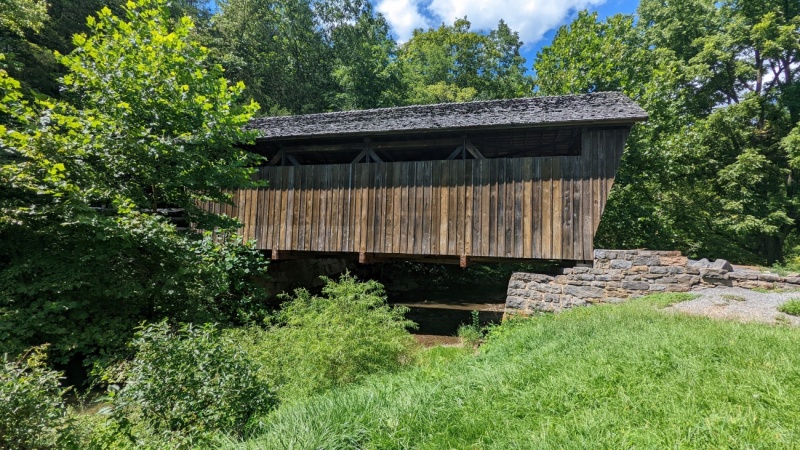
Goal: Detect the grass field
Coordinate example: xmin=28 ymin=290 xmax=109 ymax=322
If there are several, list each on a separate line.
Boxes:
xmin=223 ymin=293 xmax=800 ymax=449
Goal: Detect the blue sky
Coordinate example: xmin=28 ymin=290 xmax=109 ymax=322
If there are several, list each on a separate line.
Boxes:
xmin=372 ymin=0 xmax=640 ymax=64
xmin=205 ymin=0 xmax=641 ymax=66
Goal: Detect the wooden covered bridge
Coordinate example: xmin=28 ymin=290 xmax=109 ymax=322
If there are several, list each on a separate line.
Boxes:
xmin=208 ymin=92 xmax=647 ymax=266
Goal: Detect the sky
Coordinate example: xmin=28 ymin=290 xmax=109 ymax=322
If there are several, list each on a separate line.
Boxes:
xmin=373 ymin=0 xmax=640 ymax=63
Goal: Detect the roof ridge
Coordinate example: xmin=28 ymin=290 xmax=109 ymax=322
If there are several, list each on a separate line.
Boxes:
xmin=248 ymin=92 xmax=647 ymax=140
xmin=250 ymin=91 xmax=627 ymax=122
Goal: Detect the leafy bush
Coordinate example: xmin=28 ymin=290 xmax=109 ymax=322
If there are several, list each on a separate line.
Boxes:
xmin=241 ymin=274 xmax=418 ymax=402
xmin=0 ymin=223 xmax=270 ymax=371
xmin=778 ymin=299 xmax=800 ymax=317
xmin=0 ymin=346 xmax=67 ymax=450
xmin=106 ymin=321 xmax=274 ymax=448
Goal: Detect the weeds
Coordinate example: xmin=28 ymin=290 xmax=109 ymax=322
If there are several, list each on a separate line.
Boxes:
xmin=778 ymin=299 xmax=800 ymax=317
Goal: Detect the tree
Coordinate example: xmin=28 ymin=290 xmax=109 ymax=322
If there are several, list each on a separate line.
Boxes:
xmin=398 ymin=18 xmax=533 ymax=104
xmin=0 ymin=0 xmax=269 ymax=369
xmin=212 ymin=0 xmax=402 ymax=114
xmin=0 ymin=0 xmax=48 ymax=36
xmin=534 ymin=1 xmax=800 ymax=264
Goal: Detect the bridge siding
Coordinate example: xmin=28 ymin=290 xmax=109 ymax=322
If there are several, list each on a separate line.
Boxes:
xmin=205 ymin=129 xmax=627 ymax=261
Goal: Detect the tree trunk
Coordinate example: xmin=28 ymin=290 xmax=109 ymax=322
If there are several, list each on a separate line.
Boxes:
xmin=761 ymin=234 xmax=784 ymax=265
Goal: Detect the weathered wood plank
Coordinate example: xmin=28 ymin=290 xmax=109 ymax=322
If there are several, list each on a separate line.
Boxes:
xmin=430 ymin=161 xmax=440 ymax=254
xmin=514 ymin=160 xmax=523 ymax=258
xmin=481 ymin=159 xmax=491 ymax=257
xmin=439 ymin=162 xmax=450 ymax=255
xmin=413 ymin=161 xmax=423 ymax=255
xmin=522 ymin=158 xmax=533 ymax=258
xmin=540 ymin=157 xmax=552 ymax=259
xmin=399 ymin=162 xmax=409 ymax=254
xmin=464 ymin=160 xmax=474 ymax=257
xmin=422 ymin=161 xmax=432 ymax=255
xmin=454 ymin=160 xmax=464 ymax=256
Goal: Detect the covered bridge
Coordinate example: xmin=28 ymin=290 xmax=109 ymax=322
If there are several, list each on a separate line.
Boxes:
xmin=209 ymin=92 xmax=647 ymax=266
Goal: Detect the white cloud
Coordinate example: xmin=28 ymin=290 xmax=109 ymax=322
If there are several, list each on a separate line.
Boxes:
xmin=375 ymin=0 xmax=607 ymax=45
xmin=375 ymin=0 xmax=429 ymax=42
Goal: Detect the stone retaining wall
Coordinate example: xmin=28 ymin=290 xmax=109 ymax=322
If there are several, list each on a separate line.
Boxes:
xmin=505 ymin=250 xmax=800 ymax=314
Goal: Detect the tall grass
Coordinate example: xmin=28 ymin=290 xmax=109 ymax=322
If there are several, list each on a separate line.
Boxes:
xmin=224 ymin=293 xmax=800 ymax=449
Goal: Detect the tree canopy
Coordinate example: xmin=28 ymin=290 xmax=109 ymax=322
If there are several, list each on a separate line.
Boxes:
xmin=535 ymin=0 xmax=800 ymax=264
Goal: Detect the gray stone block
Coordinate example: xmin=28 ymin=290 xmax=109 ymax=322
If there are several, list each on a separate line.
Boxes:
xmin=622 ymin=281 xmax=650 ymax=290
xmin=699 ymin=268 xmax=728 ymax=279
xmin=610 ymin=259 xmax=632 ymax=269
xmin=758 ymin=273 xmax=781 ymax=282
xmin=728 ymin=271 xmax=758 ymax=280
xmin=632 ymin=255 xmax=661 ymax=266
xmin=649 ymin=266 xmax=670 ymax=274
xmin=692 ymin=258 xmax=711 ymax=268
xmin=544 ymin=294 xmax=561 ymax=303
xmin=711 ymin=259 xmax=733 ymax=272
xmin=563 ymin=284 xmax=605 ymax=299
xmin=649 ymin=284 xmax=667 ymax=291
xmin=508 ymin=279 xmax=526 ymax=290
xmin=666 ymin=266 xmax=687 ymax=275
xmin=784 ymin=277 xmax=800 ymax=284
xmin=505 ymin=296 xmax=527 ymax=309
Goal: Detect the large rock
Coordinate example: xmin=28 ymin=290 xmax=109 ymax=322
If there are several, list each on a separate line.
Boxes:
xmin=710 ymin=259 xmax=733 ymax=272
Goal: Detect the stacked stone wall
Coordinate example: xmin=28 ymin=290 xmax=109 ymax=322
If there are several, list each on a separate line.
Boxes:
xmin=506 ymin=250 xmax=800 ymax=314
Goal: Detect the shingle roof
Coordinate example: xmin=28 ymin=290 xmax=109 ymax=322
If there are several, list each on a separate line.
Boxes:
xmin=248 ymin=92 xmax=648 ymax=141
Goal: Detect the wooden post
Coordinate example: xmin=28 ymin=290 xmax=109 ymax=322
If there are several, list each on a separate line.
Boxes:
xmin=460 ymin=255 xmax=470 ymax=268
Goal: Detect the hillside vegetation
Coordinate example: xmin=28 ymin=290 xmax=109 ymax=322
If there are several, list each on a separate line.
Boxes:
xmin=225 ymin=294 xmax=800 ymax=449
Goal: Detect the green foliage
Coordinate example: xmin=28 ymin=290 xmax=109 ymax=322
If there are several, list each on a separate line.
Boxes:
xmin=0 ymin=0 xmax=269 ymax=368
xmin=213 ymin=0 xmax=402 ymax=114
xmin=227 ymin=295 xmax=800 ymax=449
xmin=106 ymin=321 xmax=274 ymax=448
xmin=456 ymin=310 xmax=484 ymax=348
xmin=0 ymin=346 xmax=68 ymax=450
xmin=398 ymin=18 xmax=533 ymax=104
xmin=239 ymin=274 xmax=418 ymax=402
xmin=0 ymin=0 xmax=48 ymax=36
xmin=0 ymin=224 xmax=270 ymax=367
xmin=536 ymin=1 xmax=800 ymax=265
xmin=778 ymin=299 xmax=800 ymax=316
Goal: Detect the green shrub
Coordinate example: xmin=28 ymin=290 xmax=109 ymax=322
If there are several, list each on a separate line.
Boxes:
xmin=106 ymin=321 xmax=274 ymax=448
xmin=457 ymin=310 xmax=484 ymax=347
xmin=241 ymin=274 xmax=418 ymax=402
xmin=0 ymin=346 xmax=68 ymax=450
xmin=778 ymin=299 xmax=800 ymax=316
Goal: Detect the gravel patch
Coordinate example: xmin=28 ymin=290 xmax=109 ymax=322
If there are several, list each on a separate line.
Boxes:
xmin=667 ymin=286 xmax=800 ymax=326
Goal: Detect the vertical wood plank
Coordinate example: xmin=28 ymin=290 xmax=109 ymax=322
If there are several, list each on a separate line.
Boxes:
xmin=439 ymin=162 xmax=450 ymax=255
xmin=430 ymin=161 xmax=440 ymax=254
xmin=497 ymin=160 xmax=506 ymax=257
xmin=279 ymin=167 xmax=290 ymax=252
xmin=392 ymin=162 xmax=402 ymax=253
xmin=563 ymin=157 xmax=574 ymax=260
xmin=465 ymin=160 xmax=474 ymax=257
xmin=360 ymin=164 xmax=370 ymax=253
xmin=413 ymin=161 xmax=423 ymax=255
xmin=471 ymin=160 xmax=481 ymax=257
xmin=514 ymin=160 xmax=523 ymax=258
xmin=455 ymin=160 xmax=466 ymax=257
xmin=480 ymin=160 xmax=491 ymax=257
xmin=422 ymin=161 xmax=432 ymax=254
xmin=522 ymin=158 xmax=533 ymax=258
xmin=551 ymin=157 xmax=563 ymax=260
xmin=541 ymin=158 xmax=553 ymax=259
